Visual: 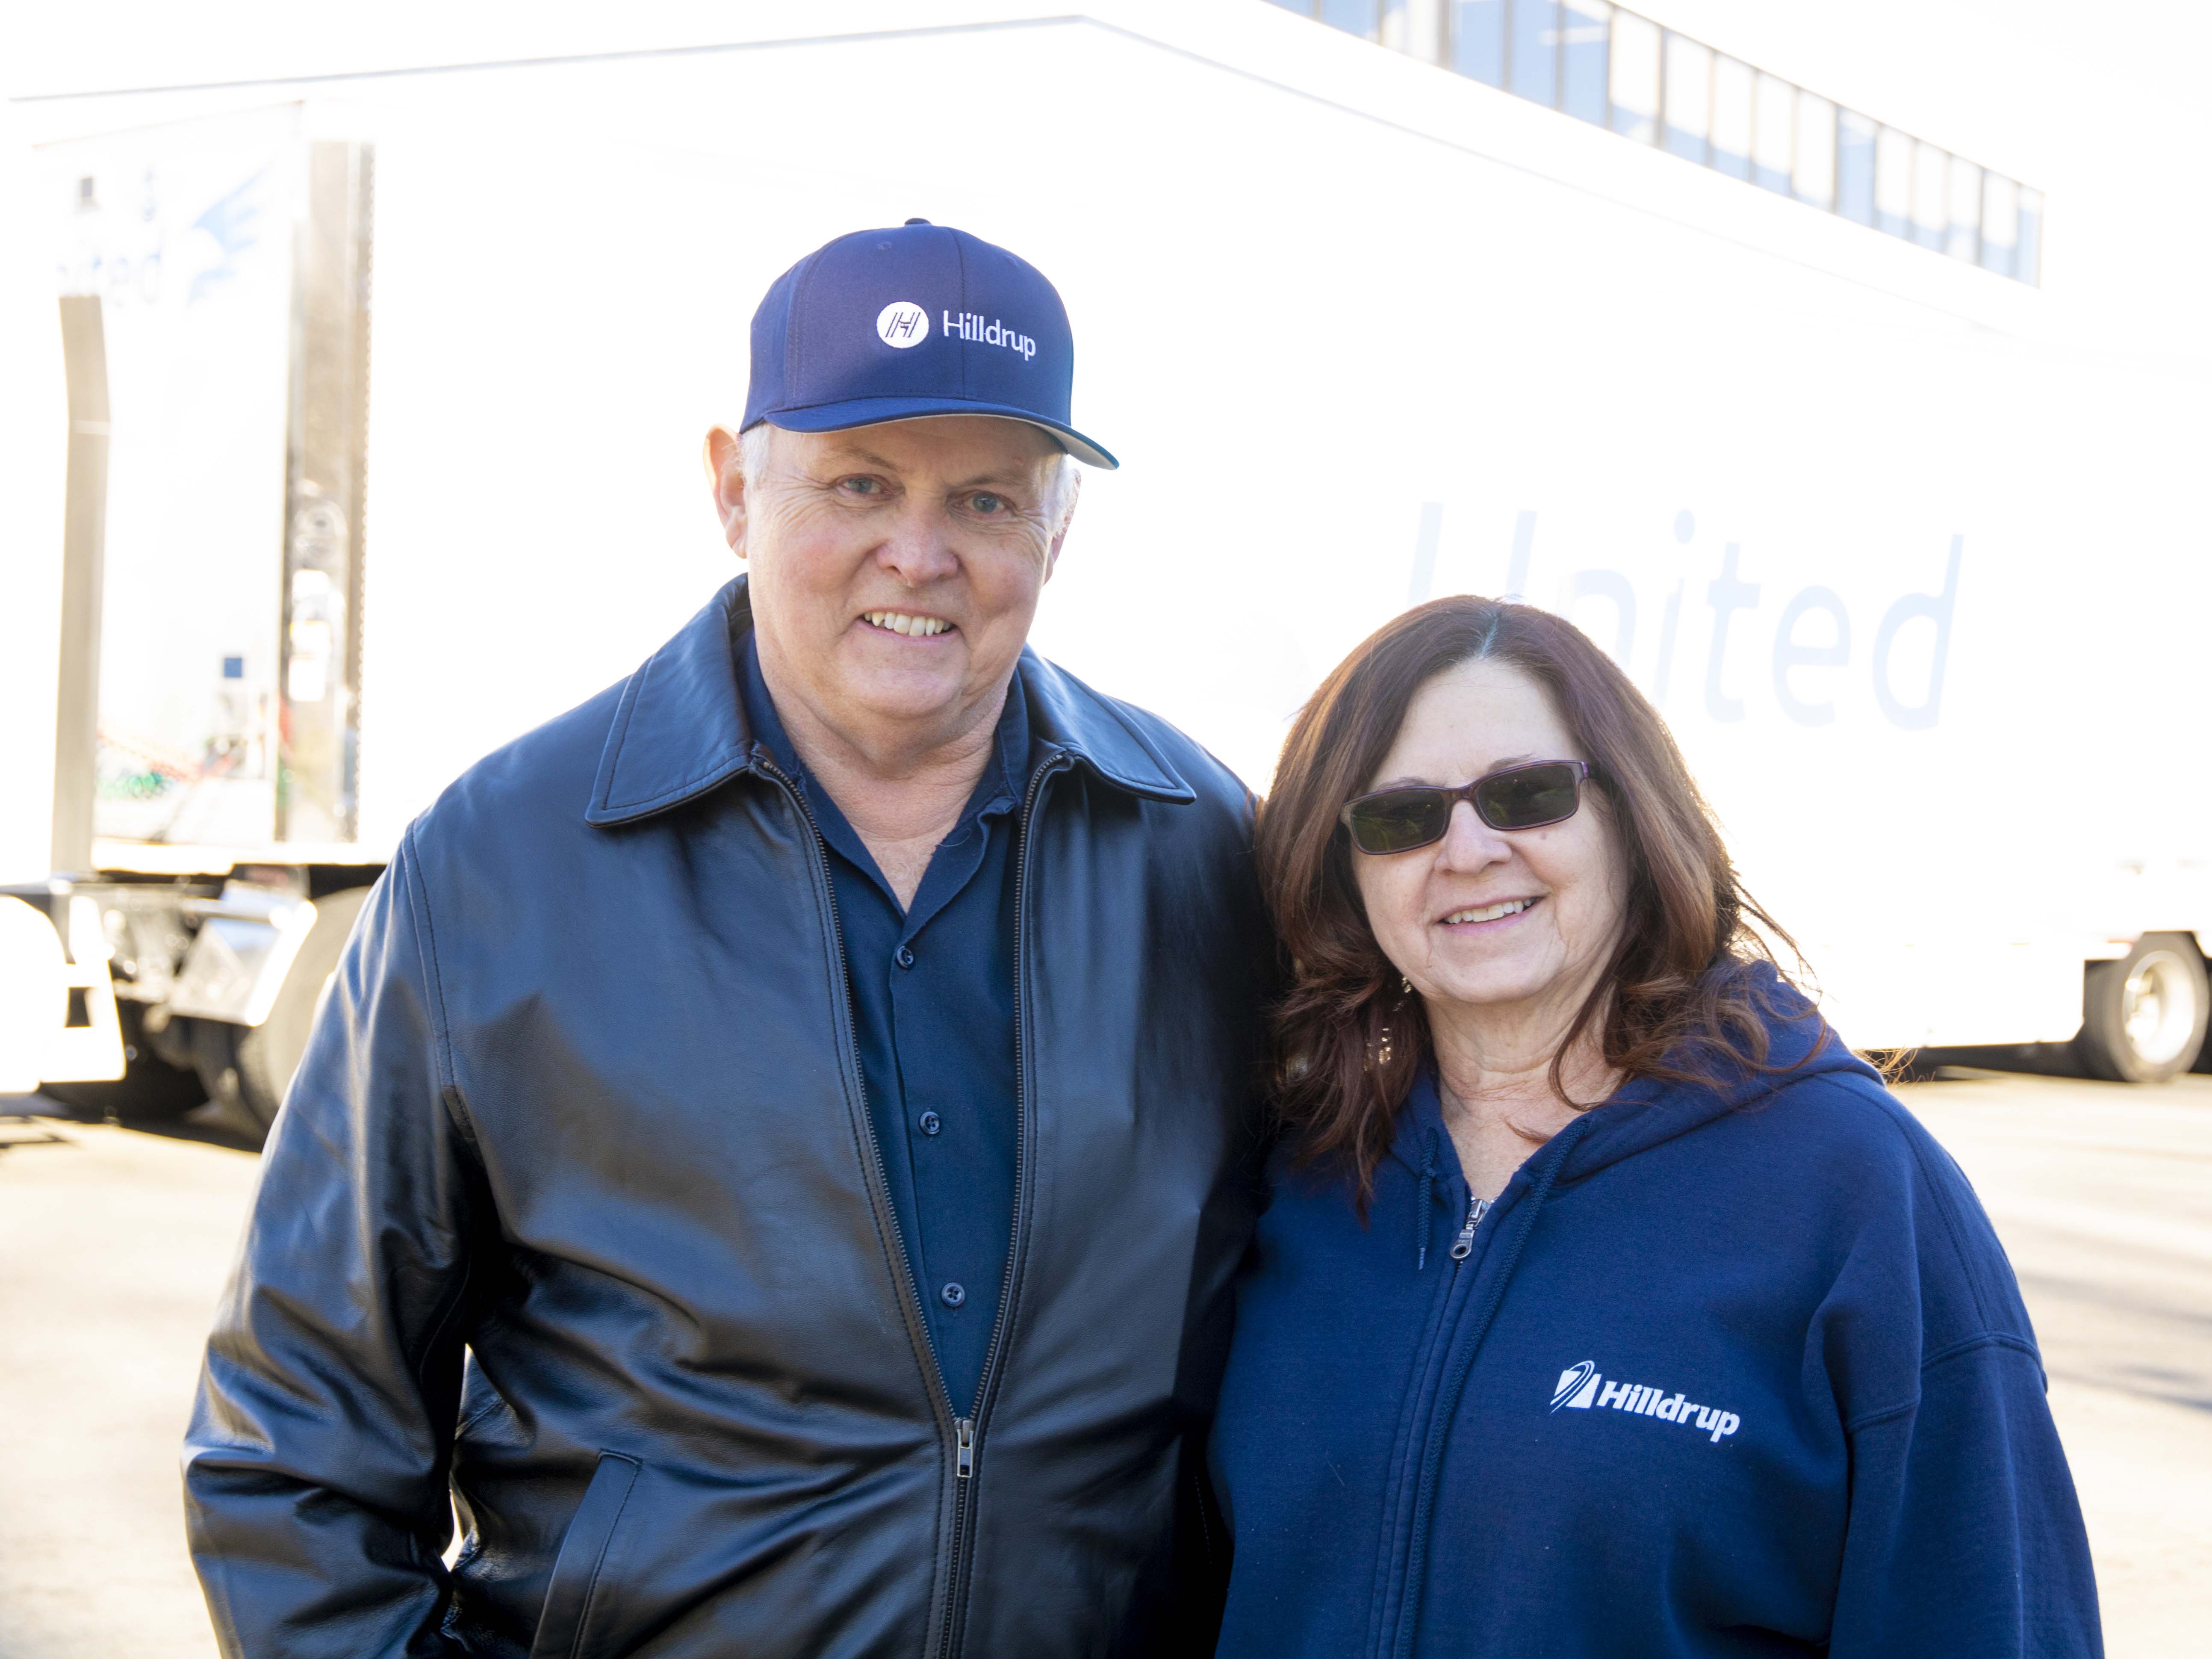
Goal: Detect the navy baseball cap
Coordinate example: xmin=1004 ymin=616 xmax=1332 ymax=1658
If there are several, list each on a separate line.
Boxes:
xmin=741 ymin=219 xmax=1118 ymax=469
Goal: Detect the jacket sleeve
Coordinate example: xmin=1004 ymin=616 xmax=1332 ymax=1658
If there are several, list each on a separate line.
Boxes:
xmin=1824 ymin=1117 xmax=2103 ymax=1659
xmin=183 ymin=829 xmax=481 ymax=1658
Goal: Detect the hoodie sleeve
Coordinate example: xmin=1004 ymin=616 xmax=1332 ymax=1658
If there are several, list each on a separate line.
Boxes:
xmin=1819 ymin=1099 xmax=2102 ymax=1659
xmin=183 ymin=828 xmax=476 ymax=1659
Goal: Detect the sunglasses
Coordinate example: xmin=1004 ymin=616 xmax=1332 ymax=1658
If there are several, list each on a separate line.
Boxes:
xmin=1339 ymin=760 xmax=1593 ymax=855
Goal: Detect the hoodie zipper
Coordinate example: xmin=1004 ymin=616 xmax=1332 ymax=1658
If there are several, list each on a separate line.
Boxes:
xmin=1380 ymin=1122 xmax=1593 ymax=1659
xmin=934 ymin=747 xmax=1070 ymax=1659
xmin=1376 ymin=1168 xmax=1489 ymax=1649
xmin=760 ymin=757 xmax=978 ymax=1659
xmin=1448 ymin=1195 xmax=1491 ymax=1263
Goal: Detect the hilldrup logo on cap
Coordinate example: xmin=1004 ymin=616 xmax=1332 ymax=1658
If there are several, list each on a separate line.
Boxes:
xmin=943 ymin=310 xmax=1038 ymax=362
xmin=876 ymin=301 xmax=929 ymax=348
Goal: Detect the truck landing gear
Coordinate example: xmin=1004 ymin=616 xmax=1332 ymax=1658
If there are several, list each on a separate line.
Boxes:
xmin=189 ymin=886 xmax=371 ymax=1141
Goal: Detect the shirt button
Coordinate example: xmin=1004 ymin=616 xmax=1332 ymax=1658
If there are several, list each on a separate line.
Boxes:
xmin=895 ymin=945 xmax=915 ymax=969
xmin=940 ymin=1282 xmax=966 ymax=1309
xmin=919 ymin=1111 xmax=942 ymax=1136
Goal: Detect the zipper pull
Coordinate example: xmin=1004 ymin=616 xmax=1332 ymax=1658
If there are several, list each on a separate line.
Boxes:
xmin=1449 ymin=1196 xmax=1491 ymax=1262
xmin=955 ymin=1417 xmax=975 ymax=1479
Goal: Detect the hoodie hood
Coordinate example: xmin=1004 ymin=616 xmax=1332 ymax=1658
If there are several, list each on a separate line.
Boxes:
xmin=1559 ymin=962 xmax=1881 ymax=1186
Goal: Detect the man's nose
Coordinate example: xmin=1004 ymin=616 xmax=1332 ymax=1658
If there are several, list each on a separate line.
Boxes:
xmin=1435 ymin=799 xmax=1511 ymax=871
xmin=873 ymin=500 xmax=962 ymax=587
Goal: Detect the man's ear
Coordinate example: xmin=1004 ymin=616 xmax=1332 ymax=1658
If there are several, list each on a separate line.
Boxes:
xmin=704 ymin=425 xmax=749 ymax=556
xmin=1041 ymin=465 xmax=1080 ymax=584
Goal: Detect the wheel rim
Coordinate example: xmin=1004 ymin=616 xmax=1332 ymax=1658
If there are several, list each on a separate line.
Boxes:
xmin=2121 ymin=950 xmax=2200 ymax=1067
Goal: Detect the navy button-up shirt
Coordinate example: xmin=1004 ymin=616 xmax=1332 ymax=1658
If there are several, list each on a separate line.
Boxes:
xmin=740 ymin=632 xmax=1029 ymax=1414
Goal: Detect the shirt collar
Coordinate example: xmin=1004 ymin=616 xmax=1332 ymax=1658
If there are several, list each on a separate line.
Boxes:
xmin=734 ymin=628 xmax=1029 ymax=825
xmin=586 ymin=577 xmax=1192 ymax=828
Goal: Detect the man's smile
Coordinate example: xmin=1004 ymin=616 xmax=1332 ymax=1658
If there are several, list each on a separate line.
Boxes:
xmin=860 ymin=609 xmax=956 ymax=638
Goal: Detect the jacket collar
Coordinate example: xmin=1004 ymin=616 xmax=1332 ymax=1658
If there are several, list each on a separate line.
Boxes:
xmin=586 ymin=576 xmax=1193 ymax=827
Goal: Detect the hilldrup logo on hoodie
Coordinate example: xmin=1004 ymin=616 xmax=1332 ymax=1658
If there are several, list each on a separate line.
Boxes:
xmin=1551 ymin=1361 xmax=1741 ymax=1444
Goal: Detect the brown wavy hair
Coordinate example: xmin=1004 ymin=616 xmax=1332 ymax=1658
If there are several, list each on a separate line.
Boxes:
xmin=1257 ymin=595 xmax=1820 ymax=1198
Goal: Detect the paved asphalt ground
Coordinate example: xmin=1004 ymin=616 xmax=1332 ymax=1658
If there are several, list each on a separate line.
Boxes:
xmin=1 ymin=1070 xmax=2206 ymax=1658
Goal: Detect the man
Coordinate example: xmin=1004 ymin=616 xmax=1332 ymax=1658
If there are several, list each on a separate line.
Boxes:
xmin=184 ymin=221 xmax=1269 ymax=1657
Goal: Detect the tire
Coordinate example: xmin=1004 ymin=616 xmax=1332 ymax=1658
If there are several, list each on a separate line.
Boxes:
xmin=44 ymin=1000 xmax=208 ymax=1120
xmin=192 ymin=886 xmax=371 ymax=1138
xmin=2072 ymin=933 xmax=2211 ymax=1084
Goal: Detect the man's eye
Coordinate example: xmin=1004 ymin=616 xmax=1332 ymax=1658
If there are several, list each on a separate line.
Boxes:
xmin=970 ymin=493 xmax=1006 ymax=514
xmin=840 ymin=476 xmax=882 ymax=496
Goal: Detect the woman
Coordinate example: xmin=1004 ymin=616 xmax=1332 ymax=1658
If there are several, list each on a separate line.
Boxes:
xmin=1209 ymin=597 xmax=2100 ymax=1658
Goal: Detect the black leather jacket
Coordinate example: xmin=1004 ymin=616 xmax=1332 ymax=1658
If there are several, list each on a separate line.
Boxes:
xmin=184 ymin=579 xmax=1270 ymax=1658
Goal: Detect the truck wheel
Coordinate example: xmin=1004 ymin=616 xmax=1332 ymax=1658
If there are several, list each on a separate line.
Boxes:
xmin=44 ymin=1001 xmax=206 ymax=1119
xmin=192 ymin=886 xmax=371 ymax=1138
xmin=2073 ymin=934 xmax=2210 ymax=1083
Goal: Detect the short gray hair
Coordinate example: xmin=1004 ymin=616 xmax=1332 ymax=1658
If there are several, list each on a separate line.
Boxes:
xmin=740 ymin=421 xmax=1081 ymax=536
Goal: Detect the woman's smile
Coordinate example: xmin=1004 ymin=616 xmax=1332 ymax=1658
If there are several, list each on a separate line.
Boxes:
xmin=1437 ymin=895 xmax=1541 ymax=929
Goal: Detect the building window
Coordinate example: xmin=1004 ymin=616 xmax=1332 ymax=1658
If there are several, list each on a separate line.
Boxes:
xmin=1507 ymin=0 xmax=1557 ymax=105
xmin=1753 ymin=71 xmax=1794 ymax=195
xmin=1980 ymin=172 xmax=2020 ymax=276
xmin=1874 ymin=125 xmax=1913 ymax=237
xmin=1560 ymin=0 xmax=1612 ymax=125
xmin=1837 ymin=110 xmax=1878 ymax=224
xmin=1911 ymin=140 xmax=1951 ymax=249
xmin=1794 ymin=92 xmax=1837 ymax=210
xmin=1276 ymin=0 xmax=2044 ymax=284
xmin=1709 ymin=55 xmax=1755 ymax=180
xmin=1662 ymin=32 xmax=1713 ymax=164
xmin=1607 ymin=9 xmax=1660 ymax=143
xmin=1319 ymin=0 xmax=1381 ymax=35
xmin=1946 ymin=153 xmax=1982 ymax=263
xmin=2016 ymin=188 xmax=2044 ymax=284
xmin=1453 ymin=0 xmax=1507 ymax=85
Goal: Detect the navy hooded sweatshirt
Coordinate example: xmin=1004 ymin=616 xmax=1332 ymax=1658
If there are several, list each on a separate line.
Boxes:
xmin=1209 ymin=970 xmax=2101 ymax=1659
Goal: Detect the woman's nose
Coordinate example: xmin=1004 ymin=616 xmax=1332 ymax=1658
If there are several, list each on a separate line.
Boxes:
xmin=1435 ymin=799 xmax=1511 ymax=871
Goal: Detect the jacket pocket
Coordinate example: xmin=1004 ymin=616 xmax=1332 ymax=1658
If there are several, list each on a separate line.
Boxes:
xmin=530 ymin=1451 xmax=642 ymax=1659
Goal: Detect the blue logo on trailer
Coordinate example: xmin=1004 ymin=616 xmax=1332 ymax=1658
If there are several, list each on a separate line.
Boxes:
xmin=188 ymin=170 xmax=266 ymax=305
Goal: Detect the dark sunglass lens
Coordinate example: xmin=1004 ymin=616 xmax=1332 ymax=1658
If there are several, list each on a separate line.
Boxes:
xmin=1475 ymin=764 xmax=1581 ymax=830
xmin=1350 ymin=790 xmax=1449 ymax=853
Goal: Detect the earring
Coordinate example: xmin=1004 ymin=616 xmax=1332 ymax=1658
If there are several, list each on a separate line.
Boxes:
xmin=1401 ymin=975 xmax=1413 ymax=995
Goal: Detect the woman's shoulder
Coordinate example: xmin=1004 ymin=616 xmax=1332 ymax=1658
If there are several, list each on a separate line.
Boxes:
xmin=1721 ymin=1058 xmax=2024 ymax=1301
xmin=1760 ymin=1069 xmax=2042 ymax=1386
xmin=1684 ymin=967 xmax=1969 ymax=1200
xmin=1733 ymin=1058 xmax=1964 ymax=1195
xmin=1755 ymin=1057 xmax=1917 ymax=1137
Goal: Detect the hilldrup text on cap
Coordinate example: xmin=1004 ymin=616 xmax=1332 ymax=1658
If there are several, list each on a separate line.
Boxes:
xmin=945 ymin=311 xmax=1036 ymax=362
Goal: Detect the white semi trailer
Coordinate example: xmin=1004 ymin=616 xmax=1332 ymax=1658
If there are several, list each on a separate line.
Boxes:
xmin=4 ymin=1 xmax=2208 ymax=1135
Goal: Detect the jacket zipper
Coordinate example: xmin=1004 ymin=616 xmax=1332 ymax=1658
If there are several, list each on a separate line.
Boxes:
xmin=935 ymin=747 xmax=1071 ymax=1659
xmin=758 ymin=760 xmax=969 ymax=1641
